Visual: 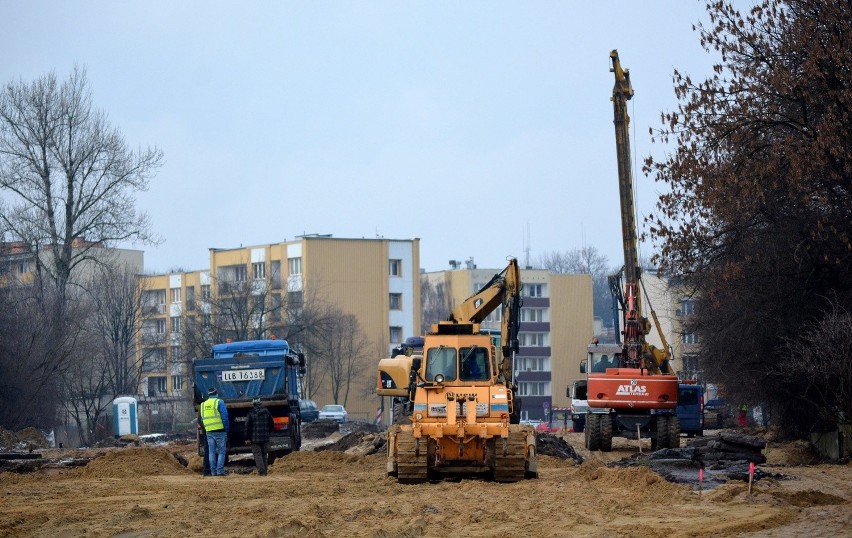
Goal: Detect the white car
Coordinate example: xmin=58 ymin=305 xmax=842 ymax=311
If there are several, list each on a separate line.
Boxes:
xmin=319 ymin=404 xmax=348 ymax=423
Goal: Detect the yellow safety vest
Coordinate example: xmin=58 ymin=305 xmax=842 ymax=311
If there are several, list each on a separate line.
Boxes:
xmin=200 ymin=398 xmax=225 ymax=431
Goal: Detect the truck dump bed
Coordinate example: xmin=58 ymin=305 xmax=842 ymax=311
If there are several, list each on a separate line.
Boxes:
xmin=192 ymin=339 xmax=304 ymax=460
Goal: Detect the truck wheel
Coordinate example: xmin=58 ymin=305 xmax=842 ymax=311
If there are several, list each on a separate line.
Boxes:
xmin=667 ymin=416 xmax=681 ymax=448
xmin=599 ymin=414 xmax=613 ymax=452
xmin=655 ymin=416 xmax=670 ymax=450
xmin=586 ymin=413 xmax=601 ymax=451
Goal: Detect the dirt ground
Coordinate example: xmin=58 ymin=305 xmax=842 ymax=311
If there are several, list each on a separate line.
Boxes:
xmin=0 ymin=430 xmax=849 ymax=538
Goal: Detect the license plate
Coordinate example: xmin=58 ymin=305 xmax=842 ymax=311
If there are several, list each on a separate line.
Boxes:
xmin=221 ymin=369 xmax=265 ymax=382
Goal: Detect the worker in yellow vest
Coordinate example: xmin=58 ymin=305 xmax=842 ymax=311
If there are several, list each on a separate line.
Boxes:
xmin=199 ymin=387 xmax=230 ymax=476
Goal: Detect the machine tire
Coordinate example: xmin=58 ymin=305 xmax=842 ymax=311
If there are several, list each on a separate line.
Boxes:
xmin=655 ymin=416 xmax=670 ymax=450
xmin=392 ymin=400 xmax=411 ymax=424
xmin=667 ymin=416 xmax=681 ymax=448
xmin=586 ymin=413 xmax=601 ymax=451
xmin=599 ymin=414 xmax=613 ymax=452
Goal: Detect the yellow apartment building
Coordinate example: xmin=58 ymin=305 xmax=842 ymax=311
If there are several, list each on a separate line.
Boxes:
xmin=136 ymin=235 xmax=420 ymax=429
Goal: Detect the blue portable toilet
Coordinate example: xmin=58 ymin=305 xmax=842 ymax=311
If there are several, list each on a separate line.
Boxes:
xmin=112 ymin=396 xmax=138 ymax=437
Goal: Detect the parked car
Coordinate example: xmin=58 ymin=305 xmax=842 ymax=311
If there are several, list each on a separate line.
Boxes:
xmin=319 ymin=404 xmax=348 ymax=423
xmin=299 ymin=399 xmax=319 ymax=422
xmin=704 ymin=399 xmax=730 ymax=429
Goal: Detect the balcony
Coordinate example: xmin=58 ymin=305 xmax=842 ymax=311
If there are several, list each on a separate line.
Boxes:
xmin=142 ymin=304 xmax=166 ymax=315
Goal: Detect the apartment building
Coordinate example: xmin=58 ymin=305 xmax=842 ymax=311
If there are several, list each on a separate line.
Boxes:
xmin=136 ymin=235 xmax=420 ymax=428
xmin=0 ymin=239 xmax=143 ymax=287
xmin=422 ymin=261 xmax=594 ymax=422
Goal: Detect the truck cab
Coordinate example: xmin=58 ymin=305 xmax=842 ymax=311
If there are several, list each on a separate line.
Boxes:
xmin=676 ymin=382 xmax=704 ymax=437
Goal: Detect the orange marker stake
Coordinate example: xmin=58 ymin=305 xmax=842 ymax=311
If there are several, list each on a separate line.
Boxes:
xmin=699 ymin=468 xmax=703 ymax=499
xmin=748 ymin=461 xmax=755 ymax=495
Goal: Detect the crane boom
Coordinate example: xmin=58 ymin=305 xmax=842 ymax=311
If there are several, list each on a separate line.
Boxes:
xmin=610 ymin=49 xmax=644 ymax=369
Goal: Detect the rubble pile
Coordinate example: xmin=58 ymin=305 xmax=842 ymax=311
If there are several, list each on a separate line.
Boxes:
xmin=611 ymin=432 xmax=784 ymax=489
xmin=536 ymin=433 xmax=584 ymax=464
xmin=689 ymin=432 xmax=767 ymax=465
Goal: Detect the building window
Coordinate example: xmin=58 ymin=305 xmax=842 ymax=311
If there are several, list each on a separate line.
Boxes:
xmin=522 ymin=308 xmax=546 ymax=322
xmin=253 ymin=262 xmax=266 ymax=280
xmin=389 ymin=259 xmax=402 ymax=277
xmin=517 ymin=381 xmax=551 ymax=397
xmin=682 ymin=333 xmax=699 ymax=344
xmin=201 ymin=285 xmax=211 ymax=300
xmin=142 ymin=349 xmax=166 ymax=372
xmin=170 ymin=287 xmax=181 ymax=303
xmin=515 ymin=356 xmax=550 ymax=372
xmin=149 ymin=376 xmax=167 ymax=396
xmin=171 ymin=317 xmax=181 ymax=333
xmin=521 ymin=333 xmax=547 ymax=347
xmin=680 ymin=299 xmax=696 ymax=317
xmin=235 ymin=265 xmax=247 ymax=282
xmin=271 ymin=260 xmax=282 ymax=288
xmin=201 ymin=313 xmax=212 ymax=327
xmin=172 ymin=375 xmax=183 ymax=392
xmin=156 ymin=319 xmax=166 ymax=334
xmin=288 ymin=257 xmax=302 ymax=275
xmin=389 ymin=293 xmax=402 ymax=310
xmin=170 ymin=345 xmax=182 ymax=362
xmin=390 ymin=326 xmax=403 ymax=344
xmin=525 ymin=284 xmax=545 ymax=298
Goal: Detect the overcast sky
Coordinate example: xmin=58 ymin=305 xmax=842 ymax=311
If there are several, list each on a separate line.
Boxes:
xmin=1 ymin=1 xmax=732 ymax=274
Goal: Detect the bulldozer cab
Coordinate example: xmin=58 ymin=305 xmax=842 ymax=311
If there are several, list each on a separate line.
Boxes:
xmin=423 ymin=341 xmax=493 ymax=384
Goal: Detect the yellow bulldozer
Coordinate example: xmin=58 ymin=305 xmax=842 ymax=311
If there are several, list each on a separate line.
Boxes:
xmin=377 ymin=257 xmax=538 ymax=483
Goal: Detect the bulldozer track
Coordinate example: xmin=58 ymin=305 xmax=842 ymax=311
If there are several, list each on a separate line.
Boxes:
xmin=395 ymin=430 xmax=429 ymax=484
xmin=492 ymin=432 xmax=528 ymax=483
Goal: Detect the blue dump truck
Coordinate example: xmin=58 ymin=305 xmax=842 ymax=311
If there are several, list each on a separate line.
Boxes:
xmin=193 ymin=339 xmax=306 ymax=464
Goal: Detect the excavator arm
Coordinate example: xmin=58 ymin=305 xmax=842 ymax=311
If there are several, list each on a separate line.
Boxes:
xmin=443 ymin=258 xmax=522 ymax=384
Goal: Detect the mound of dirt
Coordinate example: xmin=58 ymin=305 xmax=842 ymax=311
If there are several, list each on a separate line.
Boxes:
xmin=301 ymin=420 xmax=341 ymax=439
xmin=314 ymin=430 xmax=385 ymax=456
xmin=76 ymin=447 xmax=190 ymax=478
xmin=583 ymin=464 xmax=692 ymax=500
xmin=0 ymin=427 xmax=49 ymax=451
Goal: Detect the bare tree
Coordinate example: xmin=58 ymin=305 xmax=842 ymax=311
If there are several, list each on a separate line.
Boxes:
xmin=58 ymin=326 xmax=109 ymax=447
xmin=307 ymin=310 xmax=373 ymax=407
xmin=420 ymin=277 xmax=450 ymax=334
xmin=0 ymin=67 xmax=162 ymax=308
xmin=537 ymin=246 xmax=615 ymax=329
xmin=0 ymin=282 xmax=71 ymax=430
xmin=180 ymin=269 xmax=337 ymax=401
xmin=89 ymin=264 xmax=149 ymax=396
xmin=0 ymin=67 xmax=162 ymax=428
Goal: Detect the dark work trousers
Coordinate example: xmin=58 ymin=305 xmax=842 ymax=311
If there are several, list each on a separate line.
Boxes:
xmin=251 ymin=442 xmax=270 ymax=475
xmin=201 ymin=433 xmax=211 ymax=476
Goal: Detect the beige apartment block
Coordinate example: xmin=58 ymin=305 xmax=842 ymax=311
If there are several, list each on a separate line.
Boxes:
xmin=422 ymin=262 xmax=593 ymax=422
xmin=136 ymin=235 xmax=420 ymax=428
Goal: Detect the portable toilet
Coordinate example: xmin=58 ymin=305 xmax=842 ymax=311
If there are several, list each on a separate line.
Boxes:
xmin=112 ymin=396 xmax=138 ymax=437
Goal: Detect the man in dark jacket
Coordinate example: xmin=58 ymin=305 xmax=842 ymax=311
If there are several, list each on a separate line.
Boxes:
xmin=244 ymin=397 xmax=275 ymax=476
